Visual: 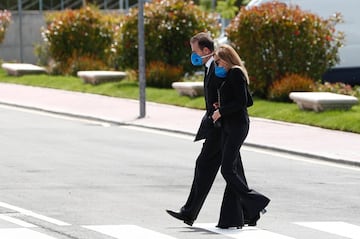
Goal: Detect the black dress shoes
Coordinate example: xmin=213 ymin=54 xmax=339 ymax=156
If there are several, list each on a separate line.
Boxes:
xmin=166 ymin=210 xmax=194 ymax=226
xmin=245 ymin=208 xmax=267 ymax=227
xmin=244 ymin=214 xmax=259 ymax=226
xmin=216 ymin=225 xmax=242 ymax=229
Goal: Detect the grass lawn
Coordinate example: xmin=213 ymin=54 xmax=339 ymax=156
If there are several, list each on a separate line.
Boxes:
xmin=0 ymin=69 xmax=359 ymax=134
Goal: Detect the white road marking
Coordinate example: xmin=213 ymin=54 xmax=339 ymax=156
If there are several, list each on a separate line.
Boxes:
xmin=120 ymin=125 xmax=360 ymax=172
xmin=0 ymin=104 xmax=111 ymax=127
xmin=83 ymin=225 xmax=177 ymax=239
xmin=0 ymin=214 xmax=37 ymax=228
xmin=242 ymin=146 xmax=360 ymax=172
xmin=194 ymin=223 xmax=296 ymax=239
xmin=0 ymin=201 xmax=71 ymax=226
xmin=295 ymin=221 xmax=360 ymax=239
xmin=120 ymin=125 xmax=194 ymax=140
xmin=0 ymin=228 xmax=56 ymax=239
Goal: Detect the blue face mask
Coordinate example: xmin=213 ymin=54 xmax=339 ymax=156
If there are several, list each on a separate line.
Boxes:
xmin=215 ymin=66 xmax=227 ymax=78
xmin=191 ymin=52 xmax=213 ymax=66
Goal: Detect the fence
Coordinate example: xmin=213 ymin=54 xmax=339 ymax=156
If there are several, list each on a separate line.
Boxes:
xmin=0 ymin=0 xmax=131 ymax=11
xmin=0 ymin=0 xmax=134 ymax=63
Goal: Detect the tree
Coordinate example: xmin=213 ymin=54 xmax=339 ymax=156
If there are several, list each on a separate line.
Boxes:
xmin=226 ymin=2 xmax=344 ymax=97
xmin=216 ymin=0 xmax=239 ymax=20
xmin=116 ymin=0 xmax=220 ymax=74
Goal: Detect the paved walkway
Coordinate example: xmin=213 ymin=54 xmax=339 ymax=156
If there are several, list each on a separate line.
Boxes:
xmin=0 ymin=82 xmax=359 ymax=166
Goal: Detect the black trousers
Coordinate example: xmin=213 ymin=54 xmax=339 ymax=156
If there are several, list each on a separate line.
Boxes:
xmin=181 ymin=127 xmax=222 ymax=220
xmin=218 ymin=122 xmax=270 ymax=227
xmin=181 ymin=126 xmax=249 ymax=222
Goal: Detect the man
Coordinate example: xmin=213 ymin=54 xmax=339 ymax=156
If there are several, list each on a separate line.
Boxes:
xmin=166 ymin=32 xmax=223 ymax=226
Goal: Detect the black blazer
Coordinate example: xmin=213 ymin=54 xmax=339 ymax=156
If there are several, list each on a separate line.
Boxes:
xmin=218 ymin=67 xmax=250 ymax=128
xmin=195 ymin=61 xmax=223 ymax=141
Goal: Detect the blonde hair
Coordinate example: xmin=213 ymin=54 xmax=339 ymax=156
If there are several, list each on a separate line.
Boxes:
xmin=215 ymin=44 xmax=250 ymax=84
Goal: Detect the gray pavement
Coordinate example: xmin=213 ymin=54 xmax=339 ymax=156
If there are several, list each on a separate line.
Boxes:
xmin=1 ymin=82 xmax=359 ymax=166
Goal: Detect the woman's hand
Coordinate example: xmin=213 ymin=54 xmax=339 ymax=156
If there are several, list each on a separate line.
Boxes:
xmin=212 ymin=109 xmax=221 ymax=122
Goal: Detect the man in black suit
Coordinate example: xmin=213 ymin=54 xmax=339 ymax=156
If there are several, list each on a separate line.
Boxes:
xmin=166 ymin=32 xmax=223 ymax=226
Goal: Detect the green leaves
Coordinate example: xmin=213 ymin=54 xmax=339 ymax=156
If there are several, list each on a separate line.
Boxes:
xmin=116 ymin=0 xmax=220 ymax=74
xmin=226 ymin=2 xmax=344 ymax=98
xmin=216 ymin=0 xmax=239 ymax=20
xmin=42 ymin=6 xmax=117 ymax=74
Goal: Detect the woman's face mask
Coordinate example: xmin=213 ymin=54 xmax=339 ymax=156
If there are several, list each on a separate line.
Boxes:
xmin=190 ymin=52 xmax=213 ymax=66
xmin=215 ymin=66 xmax=228 ymax=78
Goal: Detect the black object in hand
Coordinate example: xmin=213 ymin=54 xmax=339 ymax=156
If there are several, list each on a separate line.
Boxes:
xmin=213 ymin=119 xmax=221 ymax=128
xmin=208 ymin=116 xmax=221 ymax=128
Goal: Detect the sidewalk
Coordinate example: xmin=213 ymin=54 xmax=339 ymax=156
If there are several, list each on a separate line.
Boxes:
xmin=1 ymin=82 xmax=359 ymax=166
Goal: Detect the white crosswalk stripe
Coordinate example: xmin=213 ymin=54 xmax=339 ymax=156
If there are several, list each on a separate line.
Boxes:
xmin=295 ymin=221 xmax=360 ymax=239
xmin=0 ymin=214 xmax=37 ymax=228
xmin=194 ymin=223 xmax=296 ymax=239
xmin=1 ymin=216 xmax=360 ymax=239
xmin=83 ymin=225 xmax=177 ymax=239
xmin=0 ymin=228 xmax=56 ymax=239
xmin=0 ymin=202 xmax=70 ymax=226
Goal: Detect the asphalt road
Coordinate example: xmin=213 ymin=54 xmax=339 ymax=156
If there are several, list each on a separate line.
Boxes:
xmin=1 ymin=105 xmax=360 ymax=239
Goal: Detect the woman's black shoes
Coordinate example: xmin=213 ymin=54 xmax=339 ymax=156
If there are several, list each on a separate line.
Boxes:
xmin=245 ymin=208 xmax=267 ymax=227
xmin=167 ymin=208 xmax=267 ymax=228
xmin=245 ymin=214 xmax=259 ymax=226
xmin=216 ymin=225 xmax=242 ymax=229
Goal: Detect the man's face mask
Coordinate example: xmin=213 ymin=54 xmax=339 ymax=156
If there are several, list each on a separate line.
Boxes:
xmin=191 ymin=52 xmax=213 ymax=66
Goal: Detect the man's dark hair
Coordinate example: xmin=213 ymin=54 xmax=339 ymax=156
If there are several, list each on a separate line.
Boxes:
xmin=190 ymin=32 xmax=214 ymax=52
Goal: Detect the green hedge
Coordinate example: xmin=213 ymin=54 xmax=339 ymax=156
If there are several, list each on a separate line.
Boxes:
xmin=42 ymin=6 xmax=116 ymax=75
xmin=115 ymin=0 xmax=220 ymax=74
xmin=226 ymin=2 xmax=344 ymax=98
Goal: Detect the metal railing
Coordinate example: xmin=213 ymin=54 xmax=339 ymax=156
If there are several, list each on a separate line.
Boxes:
xmin=0 ymin=0 xmax=131 ymax=11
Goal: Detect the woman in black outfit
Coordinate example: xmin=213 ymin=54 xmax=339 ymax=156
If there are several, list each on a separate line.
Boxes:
xmin=212 ymin=44 xmax=270 ymax=229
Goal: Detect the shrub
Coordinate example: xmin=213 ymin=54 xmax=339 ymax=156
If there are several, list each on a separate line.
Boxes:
xmin=34 ymin=43 xmax=50 ymax=66
xmin=226 ymin=1 xmax=344 ymax=98
xmin=146 ymin=61 xmax=183 ymax=88
xmin=41 ymin=6 xmax=115 ymax=74
xmin=116 ymin=0 xmax=220 ymax=74
xmin=268 ymin=73 xmax=315 ymax=102
xmin=65 ymin=54 xmax=110 ymax=76
xmin=316 ymin=82 xmax=359 ymax=97
xmin=0 ymin=10 xmax=11 ymax=44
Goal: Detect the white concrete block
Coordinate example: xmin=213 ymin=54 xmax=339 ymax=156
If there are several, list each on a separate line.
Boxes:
xmin=77 ymin=71 xmax=127 ymax=85
xmin=172 ymin=82 xmax=204 ymax=97
xmin=2 ymin=63 xmax=47 ymax=76
xmin=289 ymin=92 xmax=358 ymax=112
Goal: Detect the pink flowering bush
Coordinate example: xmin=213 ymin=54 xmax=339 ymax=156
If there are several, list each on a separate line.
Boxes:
xmin=226 ymin=1 xmax=344 ymax=98
xmin=316 ymin=82 xmax=360 ymax=97
xmin=0 ymin=10 xmax=11 ymax=44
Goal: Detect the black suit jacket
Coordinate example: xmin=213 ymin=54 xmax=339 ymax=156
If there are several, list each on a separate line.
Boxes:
xmin=195 ymin=61 xmax=223 ymax=141
xmin=218 ymin=67 xmax=250 ymax=129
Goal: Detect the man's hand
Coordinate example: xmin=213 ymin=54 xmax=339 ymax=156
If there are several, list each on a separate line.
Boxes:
xmin=212 ymin=109 xmax=221 ymax=122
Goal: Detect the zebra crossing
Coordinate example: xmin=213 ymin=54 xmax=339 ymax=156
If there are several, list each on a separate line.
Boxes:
xmin=0 ymin=228 xmax=56 ymax=239
xmin=194 ymin=223 xmax=296 ymax=239
xmin=1 ymin=216 xmax=360 ymax=239
xmin=83 ymin=225 xmax=177 ymax=239
xmin=295 ymin=221 xmax=360 ymax=239
xmin=1 ymin=202 xmax=359 ymax=239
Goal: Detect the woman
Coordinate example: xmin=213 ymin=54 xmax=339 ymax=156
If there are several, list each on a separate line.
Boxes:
xmin=212 ymin=44 xmax=270 ymax=229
